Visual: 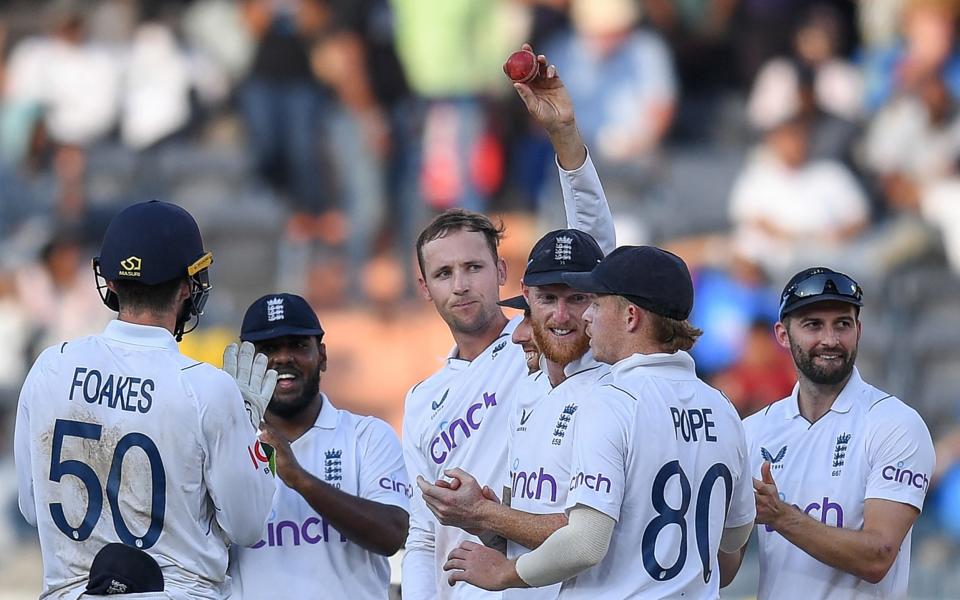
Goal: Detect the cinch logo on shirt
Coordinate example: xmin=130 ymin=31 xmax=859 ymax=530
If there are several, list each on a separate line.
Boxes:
xmin=512 ymin=466 xmax=559 ymax=503
xmin=380 ymin=476 xmax=413 ymax=498
xmin=251 ymin=517 xmax=346 ymax=548
xmin=764 ymin=496 xmax=845 ymax=532
xmin=569 ymin=471 xmax=612 ymax=494
xmin=882 ymin=461 xmax=929 ymax=491
xmin=429 ymin=392 xmax=498 ymax=465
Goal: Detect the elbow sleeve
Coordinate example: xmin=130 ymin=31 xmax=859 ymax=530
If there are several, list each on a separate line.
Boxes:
xmin=720 ymin=522 xmax=753 ymax=554
xmin=515 ymin=505 xmax=615 ymax=588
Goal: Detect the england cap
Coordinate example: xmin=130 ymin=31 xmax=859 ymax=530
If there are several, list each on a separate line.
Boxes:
xmin=86 ymin=543 xmax=164 ymax=595
xmin=240 ymin=293 xmax=325 ymax=342
xmin=561 ymin=245 xmax=694 ymax=320
xmin=498 ymin=295 xmax=530 ymax=311
xmin=522 ymin=229 xmax=604 ymax=286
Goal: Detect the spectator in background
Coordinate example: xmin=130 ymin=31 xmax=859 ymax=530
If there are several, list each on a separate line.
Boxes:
xmin=1 ymin=0 xmax=121 ymax=220
xmin=239 ymin=0 xmax=335 ymax=242
xmin=748 ymin=3 xmax=862 ymax=163
xmin=392 ymin=0 xmax=519 ymax=213
xmin=120 ymin=8 xmax=195 ymax=151
xmin=710 ymin=319 xmax=797 ymax=418
xmin=728 ymin=113 xmax=869 ymax=281
xmin=542 ymin=0 xmax=676 ymax=242
xmin=13 ymin=230 xmax=112 ymax=359
xmin=863 ymin=0 xmax=960 ymax=112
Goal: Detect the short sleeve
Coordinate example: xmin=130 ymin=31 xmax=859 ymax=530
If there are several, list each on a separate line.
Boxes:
xmin=725 ymin=417 xmax=757 ymax=529
xmin=357 ymin=417 xmax=411 ymax=511
xmin=864 ymin=401 xmax=935 ymax=511
xmin=564 ymin=387 xmax=631 ymax=521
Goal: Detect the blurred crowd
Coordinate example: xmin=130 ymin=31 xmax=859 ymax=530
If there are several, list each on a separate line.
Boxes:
xmin=2 ymin=0 xmax=960 ymax=596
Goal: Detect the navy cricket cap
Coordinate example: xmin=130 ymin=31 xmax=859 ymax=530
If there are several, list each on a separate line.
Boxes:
xmin=86 ymin=543 xmax=164 ymax=595
xmin=523 ymin=229 xmax=604 ymax=286
xmin=562 ymin=245 xmax=694 ymax=320
xmin=97 ymin=200 xmax=212 ymax=285
xmin=241 ymin=293 xmax=325 ymax=342
xmin=778 ymin=267 xmax=863 ymax=320
xmin=498 ymin=295 xmax=529 ymax=311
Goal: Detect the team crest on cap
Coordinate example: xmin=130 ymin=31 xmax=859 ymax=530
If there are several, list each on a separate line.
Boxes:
xmin=266 ymin=297 xmax=285 ymax=322
xmin=119 ymin=256 xmax=142 ymax=276
xmin=554 ymin=235 xmax=574 ymax=264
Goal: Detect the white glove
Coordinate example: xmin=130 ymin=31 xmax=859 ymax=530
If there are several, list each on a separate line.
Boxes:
xmin=222 ymin=341 xmax=278 ymax=429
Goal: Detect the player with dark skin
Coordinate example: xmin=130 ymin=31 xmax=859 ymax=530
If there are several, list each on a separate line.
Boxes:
xmin=255 ymin=333 xmax=409 ymax=556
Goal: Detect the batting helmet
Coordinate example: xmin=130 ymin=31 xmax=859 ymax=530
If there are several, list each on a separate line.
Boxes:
xmin=93 ymin=200 xmax=213 ymax=340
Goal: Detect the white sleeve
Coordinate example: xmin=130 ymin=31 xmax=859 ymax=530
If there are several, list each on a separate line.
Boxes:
xmin=564 ymin=389 xmax=629 ymax=520
xmin=559 ymin=149 xmax=616 ymax=254
xmin=14 ymin=359 xmax=40 ymax=526
xmin=864 ymin=400 xmax=935 ymax=511
xmin=356 ymin=417 xmax=410 ymax=511
xmin=725 ymin=415 xmax=757 ymax=529
xmin=515 ymin=504 xmax=615 ymax=587
xmin=197 ymin=370 xmax=276 ymax=546
xmin=401 ymin=397 xmax=438 ymax=599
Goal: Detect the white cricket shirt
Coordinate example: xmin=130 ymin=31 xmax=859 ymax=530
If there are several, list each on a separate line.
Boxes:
xmin=560 ymin=352 xmax=755 ymax=599
xmin=229 ymin=395 xmax=410 ymax=599
xmin=401 ymin=150 xmax=616 ymax=600
xmin=14 ymin=321 xmax=275 ymax=600
xmin=505 ymin=353 xmax=608 ymax=600
xmin=403 ymin=324 xmax=528 ymax=600
xmin=743 ymin=368 xmax=935 ymax=600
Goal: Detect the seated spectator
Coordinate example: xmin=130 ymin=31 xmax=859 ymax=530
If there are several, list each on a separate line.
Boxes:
xmin=863 ymin=71 xmax=960 ymax=212
xmin=729 ymin=113 xmax=869 ymax=280
xmin=540 ymin=0 xmax=677 ymax=241
xmin=862 ymin=0 xmax=960 ymax=112
xmin=748 ymin=4 xmax=862 ymax=163
xmin=545 ymin=0 xmax=676 ymax=168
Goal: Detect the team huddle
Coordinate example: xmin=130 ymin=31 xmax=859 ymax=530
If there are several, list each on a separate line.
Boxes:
xmin=14 ymin=48 xmax=934 ymax=600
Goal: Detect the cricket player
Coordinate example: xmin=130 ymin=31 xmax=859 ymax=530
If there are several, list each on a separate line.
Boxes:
xmin=401 ymin=48 xmax=616 ymax=599
xmin=14 ymin=200 xmax=277 ymax=599
xmin=443 ymin=246 xmax=755 ymax=598
xmin=719 ymin=268 xmax=935 ymax=599
xmin=227 ymin=293 xmax=410 ymax=599
xmin=418 ymin=230 xmax=611 ymax=600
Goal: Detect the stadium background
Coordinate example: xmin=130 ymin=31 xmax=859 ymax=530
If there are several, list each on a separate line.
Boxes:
xmin=1 ymin=0 xmax=960 ymax=597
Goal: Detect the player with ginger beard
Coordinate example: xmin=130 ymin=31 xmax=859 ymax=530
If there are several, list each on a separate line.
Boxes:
xmin=401 ymin=44 xmax=616 ymax=600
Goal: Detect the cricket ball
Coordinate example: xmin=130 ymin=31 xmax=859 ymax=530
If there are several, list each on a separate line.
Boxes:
xmin=503 ymin=50 xmax=539 ymax=84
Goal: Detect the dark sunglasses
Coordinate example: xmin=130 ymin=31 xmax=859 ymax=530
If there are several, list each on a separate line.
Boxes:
xmin=779 ymin=272 xmax=862 ymax=316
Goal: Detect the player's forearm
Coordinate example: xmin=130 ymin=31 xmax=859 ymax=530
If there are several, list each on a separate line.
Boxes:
xmin=402 ymin=545 xmax=440 ymax=599
xmin=289 ymin=469 xmax=409 ymax=555
xmin=718 ymin=544 xmax=747 ymax=588
xmin=771 ymin=504 xmax=898 ymax=583
xmin=547 ymin=122 xmax=587 ymax=171
xmin=480 ymin=502 xmax=567 ymax=550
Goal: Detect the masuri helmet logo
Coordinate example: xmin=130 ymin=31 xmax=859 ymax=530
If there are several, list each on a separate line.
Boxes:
xmin=119 ymin=256 xmax=142 ymax=275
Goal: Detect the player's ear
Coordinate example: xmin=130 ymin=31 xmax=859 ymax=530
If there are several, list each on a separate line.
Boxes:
xmin=317 ymin=341 xmax=328 ymax=372
xmin=774 ymin=320 xmax=791 ymax=350
xmin=497 ymin=257 xmax=508 ymax=286
xmin=417 ymin=276 xmax=432 ymax=302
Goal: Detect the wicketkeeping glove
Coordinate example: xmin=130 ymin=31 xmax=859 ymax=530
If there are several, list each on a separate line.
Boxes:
xmin=222 ymin=341 xmax=278 ymax=430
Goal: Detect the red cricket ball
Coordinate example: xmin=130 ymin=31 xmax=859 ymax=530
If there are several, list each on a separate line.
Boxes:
xmin=503 ymin=50 xmax=539 ymax=84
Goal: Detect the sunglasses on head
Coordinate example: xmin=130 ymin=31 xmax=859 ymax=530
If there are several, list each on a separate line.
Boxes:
xmin=779 ymin=272 xmax=862 ymax=316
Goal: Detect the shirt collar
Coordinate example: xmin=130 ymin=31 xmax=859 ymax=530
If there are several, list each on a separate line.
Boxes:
xmin=313 ymin=394 xmax=340 ymax=429
xmin=563 ymin=349 xmax=605 ymax=378
xmin=610 ymin=350 xmax=698 ymax=379
xmin=784 ymin=367 xmax=863 ymax=419
xmin=446 ymin=316 xmax=518 ymax=365
xmin=103 ymin=320 xmax=179 ymax=352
